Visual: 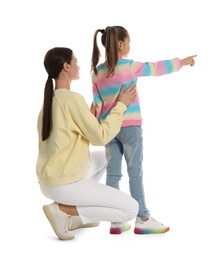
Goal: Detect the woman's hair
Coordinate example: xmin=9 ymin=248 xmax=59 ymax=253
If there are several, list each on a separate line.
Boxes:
xmin=42 ymin=47 xmax=73 ymax=141
xmin=91 ymin=26 xmax=128 ymax=78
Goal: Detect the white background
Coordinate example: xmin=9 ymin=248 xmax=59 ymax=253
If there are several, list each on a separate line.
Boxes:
xmin=0 ymin=0 xmax=215 ymax=259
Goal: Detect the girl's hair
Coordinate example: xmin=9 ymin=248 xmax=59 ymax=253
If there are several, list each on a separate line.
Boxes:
xmin=91 ymin=26 xmax=128 ymax=78
xmin=42 ymin=47 xmax=73 ymax=141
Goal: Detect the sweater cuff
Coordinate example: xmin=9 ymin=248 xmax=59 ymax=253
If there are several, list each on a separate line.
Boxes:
xmin=179 ymin=58 xmax=184 ymax=67
xmin=115 ymin=101 xmax=127 ymax=112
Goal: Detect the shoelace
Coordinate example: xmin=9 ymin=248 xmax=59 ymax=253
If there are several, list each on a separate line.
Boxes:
xmin=140 ymin=216 xmax=164 ymax=226
xmin=151 ymin=217 xmax=164 ymax=226
xmin=64 ymin=215 xmax=73 ymax=232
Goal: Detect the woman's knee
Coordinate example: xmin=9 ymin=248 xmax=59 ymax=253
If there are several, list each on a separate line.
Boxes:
xmin=126 ymin=198 xmax=139 ymax=220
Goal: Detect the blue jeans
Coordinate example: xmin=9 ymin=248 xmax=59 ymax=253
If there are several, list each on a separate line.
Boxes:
xmin=105 ymin=126 xmax=150 ymax=218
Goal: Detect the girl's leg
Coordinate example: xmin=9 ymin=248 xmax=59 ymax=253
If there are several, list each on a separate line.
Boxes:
xmin=105 ymin=137 xmax=123 ymax=189
xmin=120 ymin=126 xmax=150 ymax=218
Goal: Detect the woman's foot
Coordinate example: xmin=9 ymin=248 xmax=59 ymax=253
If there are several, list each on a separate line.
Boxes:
xmin=43 ymin=202 xmax=100 ymax=240
xmin=43 ymin=203 xmax=75 ymax=240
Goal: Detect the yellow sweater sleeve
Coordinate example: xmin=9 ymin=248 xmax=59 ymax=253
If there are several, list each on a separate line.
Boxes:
xmin=68 ymin=92 xmax=127 ymax=145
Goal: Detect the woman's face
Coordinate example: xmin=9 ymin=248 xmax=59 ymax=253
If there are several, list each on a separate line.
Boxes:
xmin=69 ymin=54 xmax=80 ymax=80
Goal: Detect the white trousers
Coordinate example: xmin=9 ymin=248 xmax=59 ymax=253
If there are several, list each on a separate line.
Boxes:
xmin=40 ymin=150 xmax=138 ymax=224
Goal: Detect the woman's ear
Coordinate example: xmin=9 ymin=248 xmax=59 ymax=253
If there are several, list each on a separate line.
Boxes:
xmin=63 ymin=62 xmax=70 ymax=71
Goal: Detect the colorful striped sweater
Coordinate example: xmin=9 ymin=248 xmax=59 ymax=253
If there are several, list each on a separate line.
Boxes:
xmin=92 ymin=58 xmax=184 ymax=127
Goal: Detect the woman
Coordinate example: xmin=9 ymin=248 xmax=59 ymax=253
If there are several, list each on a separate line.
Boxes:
xmin=36 ymin=47 xmax=138 ymax=240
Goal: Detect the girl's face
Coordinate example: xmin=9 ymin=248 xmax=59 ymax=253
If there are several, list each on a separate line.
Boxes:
xmin=69 ymin=54 xmax=80 ymax=80
xmin=119 ymin=34 xmax=130 ymax=58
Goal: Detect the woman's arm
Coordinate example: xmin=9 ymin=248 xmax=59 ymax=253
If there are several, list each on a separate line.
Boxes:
xmin=71 ymin=84 xmax=136 ymax=145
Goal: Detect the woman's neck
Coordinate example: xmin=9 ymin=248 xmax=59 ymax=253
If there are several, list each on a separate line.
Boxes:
xmin=55 ymin=78 xmax=71 ymax=90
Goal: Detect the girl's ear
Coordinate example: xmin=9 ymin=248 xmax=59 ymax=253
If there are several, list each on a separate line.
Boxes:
xmin=118 ymin=41 xmax=123 ymax=51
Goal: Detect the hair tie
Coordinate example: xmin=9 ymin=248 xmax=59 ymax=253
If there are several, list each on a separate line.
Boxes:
xmin=48 ymin=75 xmax=52 ymax=80
xmin=100 ymin=29 xmax=105 ymax=34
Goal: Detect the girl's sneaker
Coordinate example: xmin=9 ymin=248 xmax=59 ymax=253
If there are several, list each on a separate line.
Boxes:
xmin=134 ymin=216 xmax=170 ymax=234
xmin=110 ymin=222 xmax=131 ymax=234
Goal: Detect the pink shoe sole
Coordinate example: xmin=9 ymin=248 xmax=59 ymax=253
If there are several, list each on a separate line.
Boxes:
xmin=134 ymin=226 xmax=170 ymax=234
xmin=110 ymin=225 xmax=131 ymax=234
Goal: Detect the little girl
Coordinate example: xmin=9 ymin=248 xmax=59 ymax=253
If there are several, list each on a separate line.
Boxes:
xmin=91 ymin=25 xmax=196 ymax=234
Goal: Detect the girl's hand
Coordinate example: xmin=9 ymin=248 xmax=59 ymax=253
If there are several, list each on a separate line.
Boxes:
xmin=182 ymin=55 xmax=197 ymax=66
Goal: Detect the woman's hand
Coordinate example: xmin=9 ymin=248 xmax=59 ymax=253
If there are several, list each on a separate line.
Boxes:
xmin=118 ymin=82 xmax=137 ymax=107
xmin=90 ymin=102 xmax=98 ymax=116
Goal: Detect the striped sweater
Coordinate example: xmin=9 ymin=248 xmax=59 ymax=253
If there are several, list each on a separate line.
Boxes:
xmin=92 ymin=58 xmax=183 ymax=127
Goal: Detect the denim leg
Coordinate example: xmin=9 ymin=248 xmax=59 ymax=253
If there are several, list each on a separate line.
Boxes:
xmin=105 ymin=137 xmax=123 ymax=190
xmin=121 ymin=126 xmax=150 ymax=218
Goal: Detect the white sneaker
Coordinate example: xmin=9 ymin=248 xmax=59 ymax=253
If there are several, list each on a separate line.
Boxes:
xmin=43 ymin=203 xmax=75 ymax=240
xmin=134 ymin=216 xmax=170 ymax=234
xmin=43 ymin=203 xmax=99 ymax=239
xmin=110 ymin=222 xmax=131 ymax=234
